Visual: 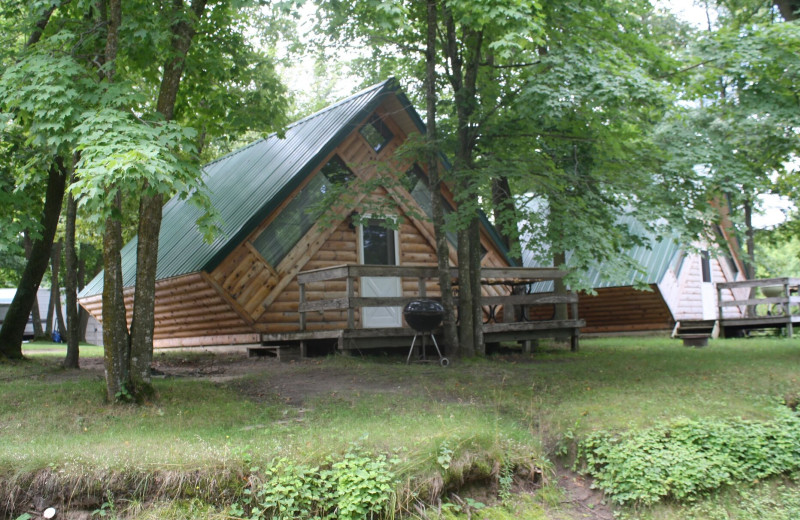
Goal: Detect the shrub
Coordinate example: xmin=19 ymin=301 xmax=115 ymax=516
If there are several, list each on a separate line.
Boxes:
xmin=233 ymin=449 xmax=396 ymax=519
xmin=577 ymin=408 xmax=800 ymax=506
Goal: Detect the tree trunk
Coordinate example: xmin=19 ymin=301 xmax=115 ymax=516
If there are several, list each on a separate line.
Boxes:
xmin=128 ymin=0 xmax=207 ymax=400
xmin=64 ymin=180 xmax=80 ymax=369
xmin=774 ymin=0 xmax=799 ymax=21
xmin=0 ymin=159 xmax=68 ymax=359
xmin=469 ymin=218 xmax=484 ymax=355
xmin=457 ymin=227 xmax=475 ymax=357
xmin=103 ymin=191 xmax=130 ymax=401
xmin=129 ymin=191 xmax=162 ymax=400
xmin=425 ymin=0 xmax=458 ymax=355
xmin=101 ymin=0 xmax=132 ymax=401
xmin=23 ymin=232 xmax=45 ymax=339
xmin=51 ymin=239 xmax=68 ymax=338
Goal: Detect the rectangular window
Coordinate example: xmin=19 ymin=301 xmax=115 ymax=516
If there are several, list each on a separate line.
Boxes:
xmin=359 ymin=115 xmax=394 ymax=153
xmin=251 ymin=155 xmax=353 ymax=268
xmin=701 ymin=250 xmax=712 ymax=283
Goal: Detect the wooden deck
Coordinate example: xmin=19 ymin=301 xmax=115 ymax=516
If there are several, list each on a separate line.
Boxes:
xmin=717 ymin=278 xmax=800 ymax=338
xmin=259 ymin=264 xmax=584 ymax=355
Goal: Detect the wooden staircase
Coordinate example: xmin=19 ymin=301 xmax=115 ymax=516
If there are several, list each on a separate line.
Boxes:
xmin=673 ymin=320 xmax=717 ymax=347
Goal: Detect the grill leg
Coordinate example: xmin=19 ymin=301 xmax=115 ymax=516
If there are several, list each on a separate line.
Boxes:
xmin=406 ymin=334 xmax=419 ymax=365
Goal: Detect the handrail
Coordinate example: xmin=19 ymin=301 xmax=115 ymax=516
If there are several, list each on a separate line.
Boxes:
xmin=296 ymin=264 xmax=577 ymax=332
xmin=716 ymin=278 xmax=798 ymax=338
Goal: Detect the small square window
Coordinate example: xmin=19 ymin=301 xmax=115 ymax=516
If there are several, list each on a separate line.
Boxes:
xmin=359 ymin=115 xmax=394 ymax=152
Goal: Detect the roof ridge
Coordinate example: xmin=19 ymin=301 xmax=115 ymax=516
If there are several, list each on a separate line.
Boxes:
xmin=285 ymin=78 xmax=394 ymax=130
xmin=201 ymin=79 xmax=394 ymax=170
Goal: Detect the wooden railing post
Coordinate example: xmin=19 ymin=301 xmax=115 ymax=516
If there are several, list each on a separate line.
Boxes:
xmin=785 ymin=282 xmax=793 ymax=338
xmin=346 ymin=271 xmax=355 ymax=329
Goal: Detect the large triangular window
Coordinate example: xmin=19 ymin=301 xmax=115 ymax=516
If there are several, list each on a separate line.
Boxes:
xmin=251 ymin=155 xmax=354 ymax=268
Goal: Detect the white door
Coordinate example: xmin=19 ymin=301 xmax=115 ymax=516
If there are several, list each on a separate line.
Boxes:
xmin=360 ymin=219 xmax=402 ymax=328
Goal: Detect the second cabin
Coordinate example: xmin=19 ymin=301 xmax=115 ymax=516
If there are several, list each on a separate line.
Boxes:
xmin=78 ymin=79 xmax=583 ymax=354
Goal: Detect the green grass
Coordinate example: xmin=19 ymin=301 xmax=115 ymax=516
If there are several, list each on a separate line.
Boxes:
xmin=2 ymin=336 xmax=799 ymax=519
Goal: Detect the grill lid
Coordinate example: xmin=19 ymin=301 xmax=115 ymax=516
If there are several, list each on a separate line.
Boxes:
xmin=403 ymin=299 xmax=445 ymax=332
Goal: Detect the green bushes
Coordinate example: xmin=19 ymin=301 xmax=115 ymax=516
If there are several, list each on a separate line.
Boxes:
xmin=577 ymin=408 xmax=800 ymax=506
xmin=233 ymin=450 xmax=396 ymax=520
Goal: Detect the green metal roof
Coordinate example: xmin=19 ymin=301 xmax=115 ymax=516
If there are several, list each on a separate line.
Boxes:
xmin=524 ymin=215 xmax=682 ymax=292
xmin=81 ymin=79 xmax=513 ymax=298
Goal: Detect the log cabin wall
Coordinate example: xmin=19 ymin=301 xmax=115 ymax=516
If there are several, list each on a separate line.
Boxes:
xmin=578 ymin=286 xmax=673 ymax=333
xmin=521 ymin=285 xmax=673 ymax=333
xmin=80 ymin=273 xmax=256 ymax=348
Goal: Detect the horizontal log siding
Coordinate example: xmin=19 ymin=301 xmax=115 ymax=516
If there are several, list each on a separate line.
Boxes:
xmin=78 ymin=273 xmax=254 ymax=341
xmin=579 ymin=286 xmax=673 ymax=333
xmin=258 ymin=220 xmax=358 ymax=333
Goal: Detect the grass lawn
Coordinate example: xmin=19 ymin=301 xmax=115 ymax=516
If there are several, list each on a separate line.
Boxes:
xmin=2 ymin=336 xmax=799 ymax=519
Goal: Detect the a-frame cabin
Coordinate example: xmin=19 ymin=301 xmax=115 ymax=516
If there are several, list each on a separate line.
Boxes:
xmin=79 ymin=79 xmax=583 ymax=353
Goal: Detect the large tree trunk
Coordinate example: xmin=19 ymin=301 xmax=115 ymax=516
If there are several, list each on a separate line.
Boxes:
xmin=51 ymin=239 xmax=68 ymax=338
xmin=425 ymin=0 xmax=458 ymax=355
xmin=442 ymin=6 xmax=484 ymax=357
xmin=23 ymin=232 xmax=45 ymax=339
xmin=0 ymin=159 xmax=68 ymax=359
xmin=128 ymin=0 xmax=207 ymax=400
xmin=457 ymin=227 xmax=476 ymax=357
xmin=63 ymin=180 xmax=81 ymax=369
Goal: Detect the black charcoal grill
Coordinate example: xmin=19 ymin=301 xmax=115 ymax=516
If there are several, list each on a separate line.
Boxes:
xmin=404 ymin=299 xmax=449 ymax=366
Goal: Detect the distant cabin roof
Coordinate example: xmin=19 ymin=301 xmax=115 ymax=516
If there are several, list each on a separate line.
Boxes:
xmin=81 ymin=79 xmax=511 ymax=299
xmin=524 ymin=215 xmax=682 ymax=292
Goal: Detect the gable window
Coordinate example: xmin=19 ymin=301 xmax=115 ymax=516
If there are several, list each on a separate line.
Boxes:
xmin=359 ymin=115 xmax=393 ymax=153
xmin=251 ymin=155 xmax=354 ymax=268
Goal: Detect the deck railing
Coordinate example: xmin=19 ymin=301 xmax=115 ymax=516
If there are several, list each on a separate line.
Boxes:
xmin=717 ymin=277 xmax=800 ymax=337
xmin=296 ymin=264 xmax=579 ymax=332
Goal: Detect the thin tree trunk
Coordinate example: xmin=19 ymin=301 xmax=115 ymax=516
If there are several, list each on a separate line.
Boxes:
xmin=469 ymin=219 xmax=484 ymax=355
xmin=0 ymin=159 xmax=68 ymax=359
xmin=51 ymin=239 xmax=67 ymax=338
xmin=23 ymin=232 xmax=45 ymax=339
xmin=425 ymin=0 xmax=458 ymax=354
xmin=128 ymin=0 xmax=207 ymax=400
xmin=101 ymin=0 xmax=132 ymax=401
xmin=64 ymin=176 xmax=80 ymax=368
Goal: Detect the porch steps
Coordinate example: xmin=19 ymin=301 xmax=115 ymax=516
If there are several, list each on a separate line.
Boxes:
xmin=673 ymin=320 xmax=717 ymax=347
